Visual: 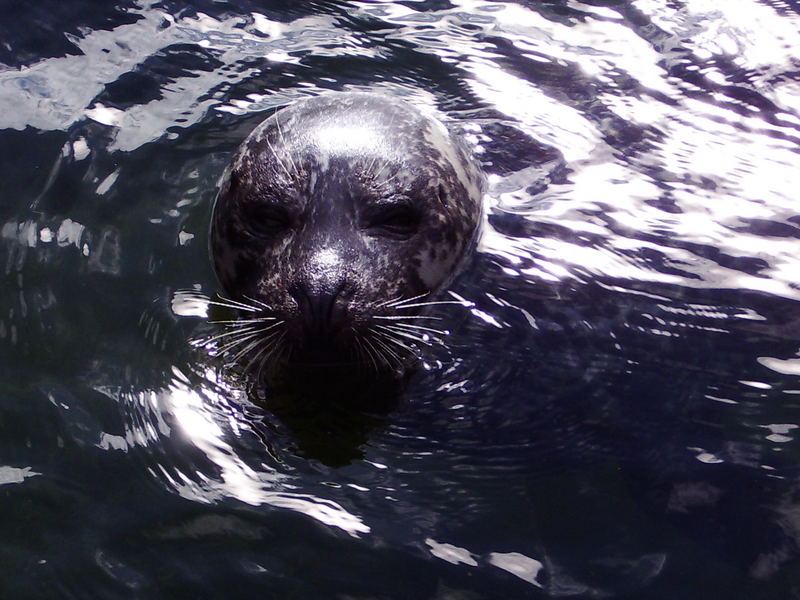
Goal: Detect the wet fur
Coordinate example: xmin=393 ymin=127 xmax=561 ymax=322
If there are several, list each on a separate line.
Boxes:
xmin=210 ymin=93 xmax=484 ymax=378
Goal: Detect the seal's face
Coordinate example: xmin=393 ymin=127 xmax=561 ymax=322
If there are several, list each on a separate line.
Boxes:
xmin=211 ymin=93 xmax=483 ymax=375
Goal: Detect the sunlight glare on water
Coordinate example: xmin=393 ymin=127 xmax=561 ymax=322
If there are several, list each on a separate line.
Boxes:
xmin=1 ymin=0 xmax=800 ymax=598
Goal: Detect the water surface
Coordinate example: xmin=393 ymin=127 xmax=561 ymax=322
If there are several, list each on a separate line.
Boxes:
xmin=2 ymin=0 xmax=800 ymax=597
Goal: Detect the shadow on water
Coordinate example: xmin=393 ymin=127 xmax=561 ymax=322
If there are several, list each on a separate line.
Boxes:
xmin=252 ymin=365 xmax=404 ymax=467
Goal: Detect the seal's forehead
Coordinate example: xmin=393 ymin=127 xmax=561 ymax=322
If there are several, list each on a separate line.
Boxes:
xmin=309 ymin=123 xmax=386 ymax=156
xmin=257 ymin=93 xmax=449 ymax=163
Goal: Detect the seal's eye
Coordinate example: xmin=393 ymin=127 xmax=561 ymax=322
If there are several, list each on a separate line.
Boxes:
xmin=242 ymin=203 xmax=291 ymax=238
xmin=365 ymin=204 xmax=421 ymax=238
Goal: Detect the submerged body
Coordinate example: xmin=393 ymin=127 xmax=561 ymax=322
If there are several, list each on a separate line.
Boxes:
xmin=210 ymin=92 xmax=483 ymax=377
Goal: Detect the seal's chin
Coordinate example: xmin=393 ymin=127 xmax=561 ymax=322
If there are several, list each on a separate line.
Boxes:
xmin=262 ymin=327 xmax=412 ymax=419
xmin=258 ymin=358 xmax=405 ymax=466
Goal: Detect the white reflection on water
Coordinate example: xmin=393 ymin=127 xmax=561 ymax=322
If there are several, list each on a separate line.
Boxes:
xmin=426 ymin=537 xmax=479 ymax=566
xmin=0 ymin=465 xmax=41 ymax=486
xmin=147 ymin=368 xmax=370 ymax=536
xmin=0 ymin=6 xmax=321 ymax=149
xmin=469 ymin=57 xmax=601 ymax=163
xmin=458 ymin=0 xmax=800 ymax=301
xmin=488 ymin=551 xmax=545 ymax=588
xmin=638 ymin=0 xmax=800 ymax=72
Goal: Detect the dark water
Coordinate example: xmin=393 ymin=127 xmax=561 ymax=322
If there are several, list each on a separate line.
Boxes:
xmin=2 ymin=0 xmax=800 ymax=597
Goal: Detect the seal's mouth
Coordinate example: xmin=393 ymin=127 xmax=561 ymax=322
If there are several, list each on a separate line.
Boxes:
xmin=287 ymin=333 xmax=360 ymax=367
xmin=282 ymin=317 xmax=416 ymax=376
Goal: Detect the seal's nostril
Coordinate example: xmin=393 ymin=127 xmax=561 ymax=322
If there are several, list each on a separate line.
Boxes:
xmin=290 ymin=279 xmax=348 ymax=335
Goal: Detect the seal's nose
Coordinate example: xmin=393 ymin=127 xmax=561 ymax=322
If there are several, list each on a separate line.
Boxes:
xmin=289 ymin=245 xmax=353 ymax=339
xmin=290 ymin=278 xmax=349 ymax=337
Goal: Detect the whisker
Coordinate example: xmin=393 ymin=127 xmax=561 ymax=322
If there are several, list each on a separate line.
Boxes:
xmin=206 ymin=298 xmax=260 ymax=313
xmin=370 ymin=334 xmax=405 ymax=369
xmin=229 ymin=328 xmax=283 ymax=364
xmin=360 ymin=335 xmax=383 ymax=372
xmin=205 ymin=320 xmax=284 ymax=354
xmin=227 ymin=332 xmax=271 ymax=363
xmin=242 ymin=295 xmax=272 ymax=311
xmin=210 ymin=316 xmax=277 ymax=326
xmin=212 ymin=334 xmax=260 ymax=359
xmin=196 ymin=325 xmax=259 ymax=346
xmin=352 ymin=328 xmax=379 ymax=372
xmin=392 ymin=300 xmax=464 ymax=310
xmin=247 ymin=330 xmax=287 ymax=376
xmin=275 ymin=114 xmax=301 ymax=179
xmin=373 ymin=315 xmax=442 ymax=321
xmin=242 ymin=337 xmax=273 ymax=375
xmin=375 ymin=324 xmax=431 ymax=345
xmin=216 ymin=329 xmax=264 ymax=355
xmin=385 ymin=322 xmax=447 ymax=335
xmin=255 ymin=340 xmax=273 ymax=382
xmin=373 ymin=328 xmax=417 ymax=352
xmin=264 ymin=132 xmax=293 ymax=181
xmin=382 ymin=292 xmax=429 ymax=308
xmin=275 ymin=333 xmax=292 ymax=366
xmin=216 ymin=293 xmax=261 ymax=307
xmin=377 ymin=294 xmax=412 ymax=308
xmin=214 ymin=320 xmax=284 ymax=345
xmin=376 ymin=170 xmax=403 ymax=188
xmin=367 ymin=334 xmax=397 ymax=366
xmin=352 ymin=335 xmax=369 ymax=371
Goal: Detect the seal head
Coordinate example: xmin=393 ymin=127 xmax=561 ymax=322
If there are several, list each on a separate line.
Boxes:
xmin=210 ymin=92 xmax=483 ymax=376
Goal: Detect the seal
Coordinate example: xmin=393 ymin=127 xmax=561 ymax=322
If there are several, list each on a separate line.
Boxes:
xmin=210 ymin=92 xmax=483 ymax=378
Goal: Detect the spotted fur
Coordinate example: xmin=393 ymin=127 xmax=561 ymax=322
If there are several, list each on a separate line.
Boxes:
xmin=210 ymin=92 xmax=484 ymax=374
